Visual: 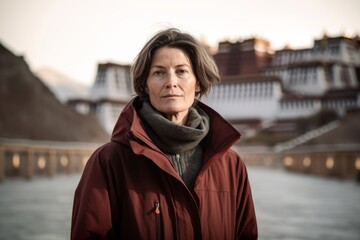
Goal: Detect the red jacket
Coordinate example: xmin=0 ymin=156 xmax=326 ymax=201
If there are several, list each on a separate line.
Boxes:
xmin=71 ymin=97 xmax=257 ymax=240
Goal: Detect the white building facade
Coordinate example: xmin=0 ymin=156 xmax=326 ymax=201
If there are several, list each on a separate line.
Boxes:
xmin=68 ymin=63 xmax=133 ymax=133
xmin=204 ymin=35 xmax=360 ymax=122
xmin=203 ymin=76 xmax=282 ymax=120
xmin=68 ymin=35 xmax=360 ymax=134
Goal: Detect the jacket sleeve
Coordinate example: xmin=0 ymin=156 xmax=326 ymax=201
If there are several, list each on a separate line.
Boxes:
xmin=236 ymin=158 xmax=258 ymax=240
xmin=71 ymin=148 xmax=115 ymax=240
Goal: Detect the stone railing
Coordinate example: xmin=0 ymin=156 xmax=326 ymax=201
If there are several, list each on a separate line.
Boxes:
xmin=0 ymin=138 xmax=103 ymax=182
xmin=235 ymin=143 xmax=360 ymax=182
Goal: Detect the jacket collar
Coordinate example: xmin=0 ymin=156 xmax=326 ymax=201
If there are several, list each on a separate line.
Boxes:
xmin=111 ymin=97 xmax=241 ymax=162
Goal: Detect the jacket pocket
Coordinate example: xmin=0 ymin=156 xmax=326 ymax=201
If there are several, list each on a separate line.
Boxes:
xmin=154 ymin=201 xmax=161 ymax=240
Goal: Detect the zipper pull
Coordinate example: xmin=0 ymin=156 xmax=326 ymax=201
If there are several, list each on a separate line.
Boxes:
xmin=174 ymin=154 xmax=183 ymax=177
xmin=155 ymin=202 xmax=160 ymax=215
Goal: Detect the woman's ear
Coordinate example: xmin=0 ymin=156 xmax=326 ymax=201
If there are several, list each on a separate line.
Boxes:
xmin=195 ymin=82 xmax=201 ymax=93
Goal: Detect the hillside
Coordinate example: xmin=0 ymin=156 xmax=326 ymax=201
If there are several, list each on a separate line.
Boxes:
xmin=0 ymin=42 xmax=110 ymax=143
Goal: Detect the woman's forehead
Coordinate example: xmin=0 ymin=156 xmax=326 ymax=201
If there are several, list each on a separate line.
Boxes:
xmin=151 ymin=47 xmax=192 ymax=67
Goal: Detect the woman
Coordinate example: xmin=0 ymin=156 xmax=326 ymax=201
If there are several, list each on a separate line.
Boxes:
xmin=71 ymin=28 xmax=258 ymax=240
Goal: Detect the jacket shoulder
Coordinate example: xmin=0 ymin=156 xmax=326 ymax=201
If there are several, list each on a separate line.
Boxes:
xmin=97 ymin=141 xmax=129 ymax=156
xmin=85 ymin=141 xmax=132 ymax=168
xmin=223 ymin=147 xmax=246 ymax=164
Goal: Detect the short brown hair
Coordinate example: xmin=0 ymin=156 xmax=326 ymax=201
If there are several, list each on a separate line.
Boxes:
xmin=131 ymin=28 xmax=220 ymax=100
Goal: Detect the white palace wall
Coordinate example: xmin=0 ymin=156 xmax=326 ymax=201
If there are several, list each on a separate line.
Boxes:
xmin=203 ymin=79 xmax=327 ymax=120
xmin=69 ymin=36 xmax=360 ymax=133
xmin=203 ymin=80 xmax=282 ymax=120
xmin=90 ymin=66 xmax=133 ymax=102
xmin=94 ymin=102 xmax=127 ymax=133
xmin=277 ymin=99 xmax=322 ymax=119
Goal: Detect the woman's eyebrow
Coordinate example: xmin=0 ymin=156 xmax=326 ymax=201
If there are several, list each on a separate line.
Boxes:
xmin=176 ymin=64 xmax=191 ymax=68
xmin=150 ymin=65 xmax=165 ymax=69
xmin=150 ymin=64 xmax=190 ymax=68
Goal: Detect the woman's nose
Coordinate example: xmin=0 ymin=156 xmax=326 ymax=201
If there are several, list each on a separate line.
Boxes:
xmin=165 ymin=72 xmax=178 ymax=88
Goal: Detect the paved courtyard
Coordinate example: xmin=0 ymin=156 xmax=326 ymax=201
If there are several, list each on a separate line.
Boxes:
xmin=0 ymin=167 xmax=359 ymax=240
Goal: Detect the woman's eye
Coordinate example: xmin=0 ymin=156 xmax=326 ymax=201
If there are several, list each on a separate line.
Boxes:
xmin=177 ymin=69 xmax=188 ymax=75
xmin=153 ymin=71 xmax=164 ymax=76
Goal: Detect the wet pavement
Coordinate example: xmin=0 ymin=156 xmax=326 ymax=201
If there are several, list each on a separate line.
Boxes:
xmin=248 ymin=167 xmax=360 ymax=240
xmin=0 ymin=167 xmax=359 ymax=240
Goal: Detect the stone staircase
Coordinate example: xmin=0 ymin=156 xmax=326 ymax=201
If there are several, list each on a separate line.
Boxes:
xmin=274 ymin=120 xmax=340 ymax=152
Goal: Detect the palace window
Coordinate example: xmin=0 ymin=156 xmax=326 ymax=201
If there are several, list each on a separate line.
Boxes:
xmin=96 ymin=71 xmax=106 ymax=86
xmin=340 ymin=67 xmax=351 ymax=86
xmin=114 ymin=69 xmax=120 ymax=89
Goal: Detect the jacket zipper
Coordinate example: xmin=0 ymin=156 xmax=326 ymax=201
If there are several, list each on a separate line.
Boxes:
xmin=175 ymin=154 xmax=183 ymax=178
xmin=155 ymin=201 xmax=161 ymax=240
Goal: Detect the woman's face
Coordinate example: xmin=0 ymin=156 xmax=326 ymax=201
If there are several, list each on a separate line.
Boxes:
xmin=146 ymin=47 xmax=200 ymax=125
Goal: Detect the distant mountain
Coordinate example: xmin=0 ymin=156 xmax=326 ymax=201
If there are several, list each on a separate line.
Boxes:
xmin=0 ymin=42 xmax=110 ymax=142
xmin=35 ymin=67 xmax=89 ymax=102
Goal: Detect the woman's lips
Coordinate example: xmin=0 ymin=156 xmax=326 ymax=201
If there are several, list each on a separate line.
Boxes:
xmin=162 ymin=94 xmax=181 ymax=98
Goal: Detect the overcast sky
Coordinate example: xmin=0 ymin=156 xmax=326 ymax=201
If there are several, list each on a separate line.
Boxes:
xmin=1 ymin=0 xmax=360 ymax=86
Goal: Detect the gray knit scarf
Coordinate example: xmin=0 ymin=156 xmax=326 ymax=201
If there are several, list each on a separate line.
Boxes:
xmin=138 ymin=101 xmax=210 ymax=186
